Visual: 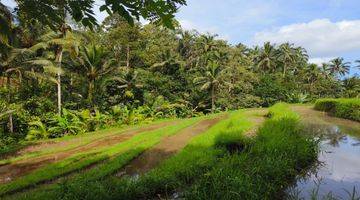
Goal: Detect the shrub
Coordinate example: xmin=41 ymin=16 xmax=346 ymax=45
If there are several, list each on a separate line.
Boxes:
xmin=26 ymin=121 xmax=49 ymax=140
xmin=314 ymin=98 xmax=360 ymax=121
xmin=48 ymin=109 xmax=85 ymax=137
xmin=314 ymin=98 xmax=338 ymax=112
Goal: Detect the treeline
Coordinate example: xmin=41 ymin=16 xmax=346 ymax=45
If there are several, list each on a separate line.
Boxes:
xmin=0 ymin=6 xmax=359 ymax=146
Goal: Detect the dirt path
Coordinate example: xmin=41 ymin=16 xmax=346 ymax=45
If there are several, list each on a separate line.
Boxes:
xmin=0 ymin=121 xmax=178 ymax=184
xmin=242 ymin=108 xmax=267 ymax=137
xmin=116 ymin=116 xmax=225 ymax=177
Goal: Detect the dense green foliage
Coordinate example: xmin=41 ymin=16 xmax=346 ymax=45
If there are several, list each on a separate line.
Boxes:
xmin=8 ymin=104 xmax=319 ymax=200
xmin=314 ymin=98 xmax=360 ymax=121
xmin=0 ymin=1 xmax=358 ymax=151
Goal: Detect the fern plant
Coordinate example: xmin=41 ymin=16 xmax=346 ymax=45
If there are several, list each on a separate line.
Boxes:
xmin=26 ymin=121 xmax=49 ymax=140
xmin=48 ymin=109 xmax=84 ymax=137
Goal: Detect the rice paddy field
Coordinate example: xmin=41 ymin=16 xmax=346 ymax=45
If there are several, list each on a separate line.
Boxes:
xmin=1 ymin=103 xmax=359 ymax=200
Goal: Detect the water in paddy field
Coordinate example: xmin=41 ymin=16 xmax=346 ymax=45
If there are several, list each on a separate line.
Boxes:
xmin=287 ymin=111 xmax=360 ymax=200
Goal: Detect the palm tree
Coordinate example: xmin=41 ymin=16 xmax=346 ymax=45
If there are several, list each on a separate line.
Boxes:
xmin=304 ymin=63 xmax=321 ymax=95
xmin=28 ymin=30 xmax=79 ymax=115
xmin=16 ymin=1 xmax=77 ymax=115
xmin=355 ymin=60 xmax=360 ymax=70
xmin=195 ymin=34 xmax=218 ymax=68
xmin=150 ymin=49 xmax=183 ymax=74
xmin=1 ymin=50 xmax=25 ymax=133
xmin=0 ymin=2 xmax=13 ymax=49
xmin=320 ymin=63 xmax=331 ymax=79
xmin=328 ymin=57 xmax=350 ymax=77
xmin=78 ymin=44 xmax=117 ymax=106
xmin=255 ymin=42 xmax=277 ymax=73
xmin=104 ymin=69 xmax=143 ymax=104
xmin=278 ymin=43 xmax=296 ymax=77
xmin=193 ymin=62 xmax=224 ymax=113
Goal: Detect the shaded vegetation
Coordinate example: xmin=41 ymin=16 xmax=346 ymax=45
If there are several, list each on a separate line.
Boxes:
xmin=314 ymin=98 xmax=360 ymax=121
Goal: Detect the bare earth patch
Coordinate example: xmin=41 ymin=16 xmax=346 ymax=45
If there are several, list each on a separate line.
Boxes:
xmin=0 ymin=121 xmax=178 ymax=184
xmin=116 ymin=116 xmax=226 ymax=177
xmin=242 ymin=108 xmax=267 ymax=137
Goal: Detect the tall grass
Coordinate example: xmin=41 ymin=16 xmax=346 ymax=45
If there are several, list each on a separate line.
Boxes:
xmin=185 ymin=103 xmax=318 ymax=199
xmin=314 ymin=98 xmax=360 ymax=121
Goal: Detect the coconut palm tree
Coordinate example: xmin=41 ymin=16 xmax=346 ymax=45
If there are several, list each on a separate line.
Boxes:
xmin=78 ymin=44 xmax=117 ymax=106
xmin=255 ymin=42 xmax=277 ymax=73
xmin=27 ymin=30 xmax=79 ymax=115
xmin=328 ymin=57 xmax=350 ymax=77
xmin=355 ymin=60 xmax=360 ymax=70
xmin=195 ymin=34 xmax=219 ymax=69
xmin=193 ymin=62 xmax=224 ymax=113
xmin=320 ymin=63 xmax=331 ymax=79
xmin=305 ymin=63 xmax=321 ymax=93
xmin=278 ymin=43 xmax=296 ymax=77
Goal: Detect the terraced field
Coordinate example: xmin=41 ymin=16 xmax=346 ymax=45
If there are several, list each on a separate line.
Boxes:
xmin=3 ymin=105 xmax=356 ymax=200
xmin=0 ymin=113 xmax=232 ymax=198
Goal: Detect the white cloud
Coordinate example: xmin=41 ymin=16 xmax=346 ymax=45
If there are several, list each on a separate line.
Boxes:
xmin=253 ymin=19 xmax=360 ymax=58
xmin=179 ymin=19 xmax=230 ymax=41
xmin=308 ymin=57 xmax=336 ymax=65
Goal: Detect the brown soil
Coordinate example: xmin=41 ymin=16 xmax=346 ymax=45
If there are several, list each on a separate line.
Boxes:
xmin=116 ymin=116 xmax=225 ymax=177
xmin=2 ymin=127 xmax=138 ymax=161
xmin=0 ymin=121 xmax=178 ymax=184
xmin=242 ymin=108 xmax=267 ymax=137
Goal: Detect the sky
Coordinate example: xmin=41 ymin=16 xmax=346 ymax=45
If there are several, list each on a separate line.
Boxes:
xmin=3 ymin=0 xmax=360 ymax=75
xmin=176 ymin=0 xmax=360 ymax=75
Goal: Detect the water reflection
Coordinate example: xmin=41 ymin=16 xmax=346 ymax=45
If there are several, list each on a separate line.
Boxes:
xmin=288 ymin=122 xmax=360 ymax=199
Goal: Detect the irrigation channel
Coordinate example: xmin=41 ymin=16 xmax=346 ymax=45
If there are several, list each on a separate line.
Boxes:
xmin=288 ymin=106 xmax=360 ymax=199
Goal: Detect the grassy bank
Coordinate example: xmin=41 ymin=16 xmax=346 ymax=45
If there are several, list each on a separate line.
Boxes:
xmin=314 ymin=98 xmax=360 ymax=121
xmin=7 ymin=105 xmax=319 ymax=200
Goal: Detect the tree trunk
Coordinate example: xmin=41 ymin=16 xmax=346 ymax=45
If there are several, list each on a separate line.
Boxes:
xmin=88 ymin=79 xmax=94 ymax=108
xmin=283 ymin=63 xmax=287 ymax=77
xmin=6 ymin=75 xmax=13 ymax=133
xmin=126 ymin=44 xmax=130 ymax=68
xmin=55 ymin=47 xmax=63 ymax=115
xmin=211 ymin=85 xmax=215 ymax=113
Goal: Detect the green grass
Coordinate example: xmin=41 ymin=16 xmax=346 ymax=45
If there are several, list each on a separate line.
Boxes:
xmin=4 ymin=112 xmax=241 ymax=200
xmin=4 ymin=106 xmax=318 ymax=200
xmin=314 ymin=98 xmax=360 ymax=121
xmin=182 ymin=104 xmax=317 ymax=199
xmin=5 ymin=111 xmax=252 ymax=199
xmin=0 ymin=116 xmax=210 ymax=197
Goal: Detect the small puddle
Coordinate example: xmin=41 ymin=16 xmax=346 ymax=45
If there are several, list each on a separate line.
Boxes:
xmin=287 ymin=109 xmax=360 ymax=199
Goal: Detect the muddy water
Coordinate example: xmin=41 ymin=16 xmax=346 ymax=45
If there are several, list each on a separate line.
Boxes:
xmin=288 ymin=106 xmax=360 ymax=199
